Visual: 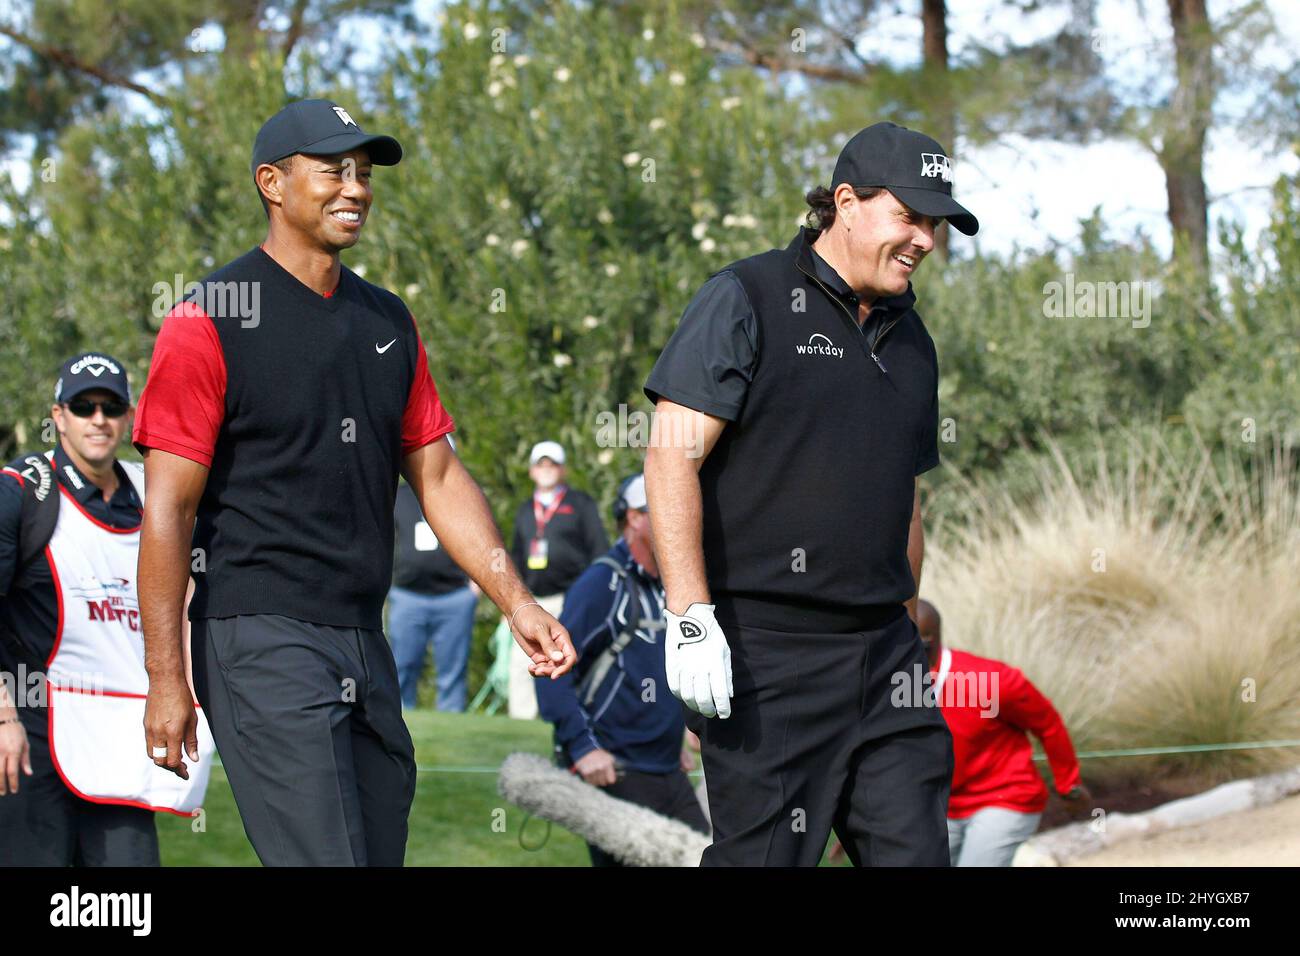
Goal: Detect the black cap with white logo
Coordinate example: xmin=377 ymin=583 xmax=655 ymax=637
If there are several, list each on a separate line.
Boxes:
xmin=54 ymin=352 xmax=131 ymax=404
xmin=250 ymin=99 xmax=403 ymax=175
xmin=832 ymin=122 xmax=979 ymax=236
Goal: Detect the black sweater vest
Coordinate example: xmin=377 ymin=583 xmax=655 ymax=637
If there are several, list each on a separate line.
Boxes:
xmin=701 ymin=229 xmax=939 ymax=632
xmin=190 ymin=247 xmax=420 ymax=630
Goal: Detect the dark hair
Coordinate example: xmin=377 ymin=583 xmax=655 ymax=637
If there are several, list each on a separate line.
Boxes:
xmin=804 ymin=184 xmax=884 ymax=231
xmin=257 ymin=155 xmax=297 ymax=218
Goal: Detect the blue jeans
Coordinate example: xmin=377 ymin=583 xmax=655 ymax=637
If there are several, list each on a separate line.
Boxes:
xmin=387 ymin=585 xmax=478 ymax=711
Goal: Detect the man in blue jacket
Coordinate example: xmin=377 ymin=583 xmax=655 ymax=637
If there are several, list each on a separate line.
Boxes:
xmin=536 ymin=474 xmax=708 ymax=866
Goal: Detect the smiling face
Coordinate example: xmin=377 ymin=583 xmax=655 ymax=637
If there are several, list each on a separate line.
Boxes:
xmin=529 ymin=458 xmax=564 ymax=491
xmin=52 ymin=388 xmax=132 ymax=471
xmin=834 ymin=185 xmax=939 ymax=300
xmin=257 ymin=148 xmax=374 ymax=252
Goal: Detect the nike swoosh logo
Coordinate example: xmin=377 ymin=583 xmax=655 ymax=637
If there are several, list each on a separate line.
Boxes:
xmin=375 ymin=339 xmax=397 ymax=354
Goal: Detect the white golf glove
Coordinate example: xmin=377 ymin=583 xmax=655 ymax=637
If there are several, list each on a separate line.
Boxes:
xmin=664 ymin=603 xmax=734 ymax=719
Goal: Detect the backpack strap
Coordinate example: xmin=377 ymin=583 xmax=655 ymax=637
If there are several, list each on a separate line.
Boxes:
xmin=1 ymin=451 xmax=61 ymax=671
xmin=576 ymin=556 xmax=659 ymax=708
xmin=4 ymin=451 xmax=60 ymax=569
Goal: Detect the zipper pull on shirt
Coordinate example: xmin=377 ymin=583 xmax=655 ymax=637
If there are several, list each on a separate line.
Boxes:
xmin=871 ymin=351 xmax=888 ymax=374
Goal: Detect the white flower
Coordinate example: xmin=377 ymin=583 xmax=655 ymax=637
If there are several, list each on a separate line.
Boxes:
xmin=498 ymin=196 xmax=513 ymax=210
xmin=722 ymin=214 xmax=737 ymax=228
xmin=552 ymin=353 xmax=573 ymax=367
xmin=404 ymin=283 xmax=420 ymax=298
xmin=690 ymin=32 xmax=706 ymax=48
xmin=489 ymin=54 xmax=506 ymax=69
xmin=676 ymin=277 xmax=689 ymax=291
xmin=669 ymin=71 xmax=685 ymax=86
xmin=700 ymin=238 xmax=716 ymax=253
xmin=691 ymin=221 xmax=708 ymax=241
xmin=514 ymin=54 xmax=530 ymax=67
xmin=597 ymin=448 xmax=614 ymax=465
xmin=642 ymin=28 xmax=655 ymax=41
xmin=529 ymin=108 xmax=543 ymax=121
xmin=583 ymin=315 xmax=601 ymax=329
xmin=463 ymin=22 xmax=480 ymax=40
xmin=721 ymin=96 xmax=741 ymax=111
xmin=554 ymin=67 xmax=571 ymax=83
xmin=486 ymin=233 xmax=501 ymax=247
xmin=604 ymin=263 xmax=620 ymax=277
xmin=353 ymin=264 xmax=367 ymax=278
xmin=511 ymin=239 xmax=529 ymax=258
xmin=596 ymin=208 xmax=614 ymax=225
xmin=737 ymin=214 xmax=758 ymax=229
xmin=648 ymin=117 xmax=667 ymax=132
xmin=488 ymin=81 xmax=503 ymax=98
xmin=622 ymin=151 xmax=641 ymax=166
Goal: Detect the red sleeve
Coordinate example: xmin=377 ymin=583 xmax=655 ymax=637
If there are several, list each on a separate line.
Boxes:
xmin=132 ymin=302 xmax=227 ymax=468
xmin=996 ymin=664 xmax=1082 ymax=795
xmin=402 ymin=314 xmax=456 ymax=455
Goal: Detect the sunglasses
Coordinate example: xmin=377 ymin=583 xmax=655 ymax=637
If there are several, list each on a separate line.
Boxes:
xmin=65 ymin=398 xmax=129 ymax=419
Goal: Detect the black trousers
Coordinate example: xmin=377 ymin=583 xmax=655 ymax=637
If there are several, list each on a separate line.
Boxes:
xmin=0 ymin=711 xmax=159 ymax=867
xmin=587 ymin=768 xmax=711 ymax=868
xmin=687 ymin=608 xmax=954 ymax=867
xmin=192 ymin=614 xmax=417 ymax=866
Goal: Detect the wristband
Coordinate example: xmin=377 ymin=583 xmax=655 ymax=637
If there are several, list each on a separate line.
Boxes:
xmin=509 ymin=601 xmax=542 ymax=633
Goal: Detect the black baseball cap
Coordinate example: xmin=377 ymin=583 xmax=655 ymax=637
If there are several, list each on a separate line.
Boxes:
xmin=54 ymin=352 xmax=131 ymax=405
xmin=250 ymin=99 xmax=403 ymax=175
xmin=832 ymin=122 xmax=979 ymax=236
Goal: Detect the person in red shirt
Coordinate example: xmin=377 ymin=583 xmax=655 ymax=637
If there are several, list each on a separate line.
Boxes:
xmin=919 ymin=599 xmax=1092 ymax=866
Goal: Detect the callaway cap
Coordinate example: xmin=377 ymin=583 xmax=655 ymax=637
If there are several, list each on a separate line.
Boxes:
xmin=250 ymin=99 xmax=403 ymax=176
xmin=832 ymin=122 xmax=979 ymax=236
xmin=54 ymin=352 xmax=131 ymax=405
xmin=529 ymin=441 xmax=566 ymax=466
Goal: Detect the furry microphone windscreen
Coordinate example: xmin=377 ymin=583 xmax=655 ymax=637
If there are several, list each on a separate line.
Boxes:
xmin=497 ymin=752 xmax=711 ymax=867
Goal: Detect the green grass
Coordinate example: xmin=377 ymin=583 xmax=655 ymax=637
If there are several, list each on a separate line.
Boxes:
xmin=158 ymin=711 xmax=592 ymax=866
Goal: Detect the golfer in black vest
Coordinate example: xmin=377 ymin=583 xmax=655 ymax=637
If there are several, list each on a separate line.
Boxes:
xmin=644 ymin=122 xmax=978 ymax=867
xmin=133 ymin=100 xmax=575 ymax=866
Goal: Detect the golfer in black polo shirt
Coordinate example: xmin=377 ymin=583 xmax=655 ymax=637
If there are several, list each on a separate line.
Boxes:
xmin=133 ymin=99 xmax=575 ymax=866
xmin=644 ymin=122 xmax=978 ymax=867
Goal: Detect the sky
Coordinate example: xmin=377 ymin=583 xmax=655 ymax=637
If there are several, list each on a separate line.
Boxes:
xmin=3 ymin=0 xmax=1297 ymax=267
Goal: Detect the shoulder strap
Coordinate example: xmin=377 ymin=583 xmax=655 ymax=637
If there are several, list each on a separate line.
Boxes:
xmin=119 ymin=460 xmax=146 ymax=503
xmin=4 ymin=451 xmax=61 ymax=568
xmin=0 ymin=452 xmax=60 ymax=672
xmin=576 ymin=556 xmax=652 ymax=707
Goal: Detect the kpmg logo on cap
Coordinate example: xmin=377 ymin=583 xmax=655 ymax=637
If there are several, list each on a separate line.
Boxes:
xmin=70 ymin=355 xmax=121 ymax=378
xmin=920 ymin=152 xmax=953 ymax=183
xmin=332 ymin=106 xmax=357 ymax=127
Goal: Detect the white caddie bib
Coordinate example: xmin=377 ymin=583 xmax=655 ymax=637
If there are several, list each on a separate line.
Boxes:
xmin=43 ymin=458 xmax=214 ymax=815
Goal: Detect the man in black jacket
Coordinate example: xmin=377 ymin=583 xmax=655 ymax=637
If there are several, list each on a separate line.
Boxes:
xmin=506 ymin=441 xmax=608 ymax=718
xmin=644 ymin=122 xmax=977 ymax=866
